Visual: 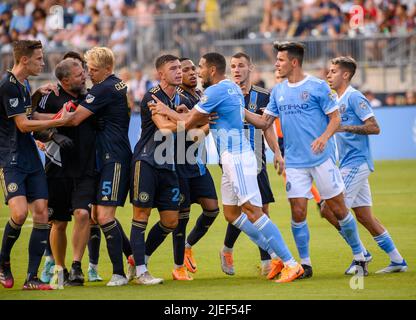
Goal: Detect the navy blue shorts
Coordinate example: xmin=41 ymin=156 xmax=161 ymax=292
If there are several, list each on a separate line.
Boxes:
xmin=258 ymin=167 xmax=275 ymax=205
xmin=48 ymin=176 xmax=97 ymax=222
xmin=97 ymin=161 xmax=130 ymax=207
xmin=130 ymin=160 xmax=179 ymax=212
xmin=179 ymin=169 xmax=218 ymax=210
xmin=0 ymin=167 xmax=48 ymax=204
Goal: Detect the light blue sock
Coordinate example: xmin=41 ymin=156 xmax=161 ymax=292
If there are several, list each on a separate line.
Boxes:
xmin=291 ymin=220 xmax=310 ymax=261
xmin=374 ymin=230 xmax=403 ymax=263
xmin=232 ymin=213 xmax=270 ymax=253
xmin=253 ymin=214 xmax=293 ymax=263
xmin=338 ymin=212 xmax=363 ymax=257
xmin=338 ymin=230 xmax=368 ymax=256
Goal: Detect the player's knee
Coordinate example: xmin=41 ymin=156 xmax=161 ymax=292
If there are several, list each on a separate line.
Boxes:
xmin=291 ymin=206 xmax=307 ymax=222
xmin=133 ymin=207 xmax=151 ymax=222
xmin=73 ymin=209 xmax=90 ymax=224
xmin=160 ymin=216 xmax=178 ymax=230
xmin=11 ymin=212 xmax=28 ymax=225
xmin=52 ymin=220 xmax=67 ymax=232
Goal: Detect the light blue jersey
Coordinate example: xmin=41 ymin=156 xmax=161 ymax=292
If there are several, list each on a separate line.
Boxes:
xmin=195 ymin=79 xmax=251 ymax=155
xmin=336 ymin=86 xmax=374 ymax=171
xmin=265 ymin=75 xmax=338 ymax=168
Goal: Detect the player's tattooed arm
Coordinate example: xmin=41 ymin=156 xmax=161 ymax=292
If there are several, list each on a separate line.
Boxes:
xmin=339 ymin=116 xmax=380 ymax=135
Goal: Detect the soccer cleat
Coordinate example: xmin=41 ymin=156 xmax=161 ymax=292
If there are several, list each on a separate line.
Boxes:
xmin=87 ymin=267 xmax=103 ymax=282
xmin=260 ymin=260 xmax=272 ymax=276
xmin=172 ymin=266 xmax=193 ymax=281
xmin=345 ymin=251 xmax=373 ymax=275
xmin=299 ymin=264 xmax=313 ymax=279
xmin=135 ymin=271 xmax=163 ymax=285
xmin=50 ymin=265 xmax=65 ymax=290
xmin=184 ymin=248 xmax=197 ymax=273
xmin=0 ymin=262 xmax=14 ymax=288
xmin=274 ymin=263 xmax=304 ymax=283
xmin=353 ymin=260 xmax=369 ymax=276
xmin=106 ymin=274 xmax=128 ymax=287
xmin=40 ymin=259 xmax=55 ymax=284
xmin=267 ymin=259 xmax=284 ymax=280
xmin=68 ymin=265 xmax=84 ymax=286
xmin=219 ymin=250 xmax=235 ymax=275
xmin=375 ymin=259 xmax=408 ymax=274
xmin=23 ymin=277 xmax=53 ymax=290
xmin=126 ymin=255 xmax=136 ymax=281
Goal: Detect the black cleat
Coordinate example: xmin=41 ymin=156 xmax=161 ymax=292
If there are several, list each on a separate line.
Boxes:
xmin=299 ymin=264 xmax=313 ymax=279
xmin=23 ymin=276 xmax=52 ymax=290
xmin=0 ymin=261 xmax=14 ymax=288
xmin=68 ymin=265 xmax=84 ymax=286
xmin=353 ymin=260 xmax=369 ymax=276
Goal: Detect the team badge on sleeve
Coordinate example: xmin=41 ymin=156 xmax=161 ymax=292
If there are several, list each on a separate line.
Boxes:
xmin=200 ymin=95 xmax=208 ymax=104
xmin=9 ymin=98 xmax=18 ymax=108
xmin=86 ymin=94 xmax=95 ymax=104
xmin=359 ymin=101 xmax=368 ymax=110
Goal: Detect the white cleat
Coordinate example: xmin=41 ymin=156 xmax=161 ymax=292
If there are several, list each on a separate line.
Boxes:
xmin=135 ymin=271 xmax=163 ymax=285
xmin=375 ymin=260 xmax=408 ymax=274
xmin=106 ymin=274 xmax=128 ymax=287
xmin=126 ymin=255 xmax=136 ymax=282
xmin=50 ymin=265 xmax=64 ymax=290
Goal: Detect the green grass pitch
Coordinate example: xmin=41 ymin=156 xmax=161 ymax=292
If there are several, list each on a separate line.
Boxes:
xmin=1 ymin=160 xmax=415 ymax=300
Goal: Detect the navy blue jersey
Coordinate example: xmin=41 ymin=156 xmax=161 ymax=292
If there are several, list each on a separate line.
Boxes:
xmin=134 ymin=85 xmax=190 ymax=171
xmin=81 ymin=74 xmax=131 ymax=166
xmin=0 ymin=71 xmax=42 ymax=172
xmin=243 ymin=85 xmax=270 ymax=169
xmin=176 ymin=86 xmax=207 ymax=178
xmin=36 ymin=85 xmax=96 ymax=178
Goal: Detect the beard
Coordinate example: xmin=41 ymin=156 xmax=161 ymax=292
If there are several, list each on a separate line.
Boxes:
xmin=202 ymin=78 xmax=212 ymax=89
xmin=71 ymin=84 xmax=87 ymax=96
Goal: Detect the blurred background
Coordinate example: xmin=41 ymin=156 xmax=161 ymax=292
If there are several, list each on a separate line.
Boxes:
xmin=1 ymin=0 xmax=416 ymax=160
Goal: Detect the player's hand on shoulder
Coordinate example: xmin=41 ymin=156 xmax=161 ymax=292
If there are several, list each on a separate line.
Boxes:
xmin=36 ymin=83 xmax=59 ymax=96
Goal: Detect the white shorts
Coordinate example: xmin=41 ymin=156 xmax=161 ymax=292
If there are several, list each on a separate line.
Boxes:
xmin=341 ymin=163 xmax=373 ymax=208
xmin=285 ymin=158 xmax=345 ymax=200
xmin=220 ymin=150 xmax=262 ymax=207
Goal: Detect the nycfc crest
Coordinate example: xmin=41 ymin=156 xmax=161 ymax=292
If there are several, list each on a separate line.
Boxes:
xmin=301 ymin=91 xmax=309 ymax=101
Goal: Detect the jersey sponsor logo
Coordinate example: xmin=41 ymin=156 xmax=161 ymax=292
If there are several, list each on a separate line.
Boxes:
xmin=86 ymin=94 xmax=95 ymax=104
xmin=359 ymin=101 xmax=368 ymax=110
xmin=139 ymin=192 xmax=149 ymax=202
xmin=9 ymin=98 xmax=19 ymax=108
xmin=301 ymin=91 xmax=309 ymax=101
xmin=7 ymin=183 xmax=18 ymax=193
xmin=286 ymin=181 xmax=291 ymax=192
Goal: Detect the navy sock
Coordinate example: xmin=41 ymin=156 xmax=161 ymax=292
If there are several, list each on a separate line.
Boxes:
xmin=100 ymin=220 xmax=125 ymax=276
xmin=224 ymin=222 xmax=242 ymax=249
xmin=88 ymin=224 xmax=101 ymax=265
xmin=145 ymin=221 xmax=175 ymax=257
xmin=0 ymin=218 xmax=22 ymax=263
xmin=173 ymin=212 xmax=190 ymax=266
xmin=186 ymin=208 xmax=219 ymax=246
xmin=27 ymin=223 xmax=49 ymax=279
xmin=259 ymin=247 xmax=271 ymax=261
xmin=130 ymin=220 xmax=147 ymax=266
xmin=44 ymin=224 xmax=53 ymax=257
xmin=115 ymin=218 xmax=133 ymax=259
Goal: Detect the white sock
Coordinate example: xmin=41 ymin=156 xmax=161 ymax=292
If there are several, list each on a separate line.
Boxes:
xmin=353 ymin=252 xmax=365 ymax=261
xmin=45 ymin=255 xmax=54 ymax=263
xmin=284 ymin=258 xmax=297 ymax=268
xmin=261 ymin=259 xmax=271 ymax=267
xmin=136 ymin=265 xmax=147 ymax=276
xmin=301 ymin=257 xmax=312 ymax=266
xmin=185 ymin=242 xmax=192 ymax=249
xmin=174 ymin=264 xmax=183 ymax=269
xmin=388 ymin=249 xmax=404 ymax=264
xmin=144 ymin=255 xmax=150 ymax=264
xmin=89 ymin=263 xmax=98 ymax=270
xmin=222 ymin=246 xmax=233 ymax=253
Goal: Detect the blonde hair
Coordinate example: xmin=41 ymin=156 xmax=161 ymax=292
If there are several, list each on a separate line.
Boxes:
xmin=84 ymin=47 xmax=114 ymax=70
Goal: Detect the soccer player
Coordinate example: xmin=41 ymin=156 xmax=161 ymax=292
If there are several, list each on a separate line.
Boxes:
xmin=219 ymin=52 xmax=281 ymax=277
xmin=150 ymin=52 xmax=304 ymax=283
xmin=33 ymin=58 xmax=97 ymax=289
xmin=130 ymin=54 xmax=192 ymax=284
xmin=177 ymin=58 xmax=220 ymax=275
xmin=0 ymin=40 xmax=68 ymax=290
xmin=323 ymin=56 xmax=407 ymax=274
xmin=244 ymin=42 xmax=368 ymax=278
xmin=60 ymin=47 xmax=132 ymax=286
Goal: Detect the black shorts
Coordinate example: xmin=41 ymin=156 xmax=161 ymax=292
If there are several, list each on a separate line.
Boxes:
xmin=97 ymin=161 xmax=130 ymax=207
xmin=0 ymin=167 xmax=48 ymax=204
xmin=130 ymin=160 xmax=179 ymax=212
xmin=258 ymin=167 xmax=275 ymax=205
xmin=179 ymin=169 xmax=218 ymax=210
xmin=48 ymin=176 xmax=97 ymax=222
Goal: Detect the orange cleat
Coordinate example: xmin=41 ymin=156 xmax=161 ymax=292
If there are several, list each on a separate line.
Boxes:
xmin=184 ymin=248 xmax=197 ymax=273
xmin=267 ymin=259 xmax=284 ymax=280
xmin=274 ymin=263 xmax=304 ymax=283
xmin=172 ymin=266 xmax=193 ymax=281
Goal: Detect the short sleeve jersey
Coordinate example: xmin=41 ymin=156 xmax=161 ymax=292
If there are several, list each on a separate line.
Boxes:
xmin=265 ymin=75 xmax=338 ymax=168
xmin=195 ymin=79 xmax=251 ymax=156
xmin=336 ymin=86 xmax=375 ymax=171
xmin=36 ymin=85 xmax=97 ymax=178
xmin=80 ymin=74 xmax=131 ymax=166
xmin=0 ymin=71 xmax=42 ymax=172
